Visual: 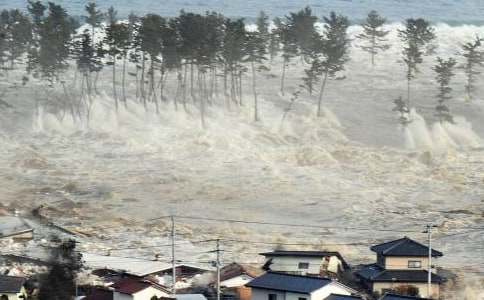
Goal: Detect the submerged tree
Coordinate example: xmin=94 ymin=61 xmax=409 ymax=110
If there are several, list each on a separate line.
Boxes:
xmin=392 ymin=96 xmax=410 ymax=125
xmin=312 ymin=12 xmax=350 ymax=117
xmin=244 ymin=29 xmax=268 ymax=121
xmin=461 ymin=36 xmax=483 ymax=101
xmin=433 ymin=57 xmax=456 ymax=123
xmin=357 ymin=10 xmax=390 ymax=66
xmin=398 ymin=18 xmax=435 ymax=107
xmin=105 ymin=7 xmax=130 ymax=109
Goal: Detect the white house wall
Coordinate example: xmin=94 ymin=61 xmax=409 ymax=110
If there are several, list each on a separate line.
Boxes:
xmin=251 ymin=288 xmax=286 ymax=300
xmin=268 ymin=257 xmax=323 ymax=275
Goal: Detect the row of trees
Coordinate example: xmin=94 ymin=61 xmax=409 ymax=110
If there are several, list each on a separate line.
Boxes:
xmin=0 ymin=2 xmax=483 ymax=127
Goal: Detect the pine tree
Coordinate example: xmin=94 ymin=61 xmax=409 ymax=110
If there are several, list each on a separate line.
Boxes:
xmin=37 ymin=3 xmax=74 ymax=84
xmin=244 ymin=29 xmax=268 ymax=121
xmin=433 ymin=57 xmax=456 ymax=123
xmin=84 ymin=2 xmax=103 ymax=41
xmin=138 ymin=14 xmax=164 ymax=111
xmin=26 ymin=0 xmax=46 ymax=76
xmin=392 ymin=96 xmax=410 ymax=125
xmin=313 ymin=12 xmax=350 ymax=117
xmin=268 ymin=18 xmax=282 ymax=63
xmin=461 ymin=36 xmax=483 ymax=101
xmin=275 ymin=17 xmax=297 ymax=95
xmin=0 ymin=10 xmax=32 ymax=70
xmin=398 ymin=18 xmax=435 ymax=107
xmin=356 ymin=10 xmax=390 ymax=66
xmin=286 ymin=7 xmax=318 ymax=60
xmin=105 ymin=6 xmax=130 ymax=110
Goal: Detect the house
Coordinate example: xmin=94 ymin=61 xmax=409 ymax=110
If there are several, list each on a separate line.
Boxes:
xmin=111 ymin=277 xmax=172 ymax=300
xmin=324 ymin=294 xmax=363 ymax=300
xmin=356 ymin=237 xmax=445 ymax=299
xmin=246 ymin=272 xmax=357 ymax=300
xmin=260 ymin=251 xmax=349 ymax=277
xmin=80 ymin=287 xmax=114 ymax=300
xmin=0 ymin=275 xmax=27 ymax=300
xmin=379 ymin=293 xmax=431 ymax=300
xmin=219 ymin=263 xmax=265 ymax=300
xmin=176 ymin=294 xmax=208 ymax=300
xmin=0 ymin=216 xmax=33 ymax=241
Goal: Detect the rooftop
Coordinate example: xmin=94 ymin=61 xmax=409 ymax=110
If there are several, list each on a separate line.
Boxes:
xmin=370 ymin=237 xmax=443 ymax=257
xmin=356 ymin=264 xmax=445 ymax=284
xmin=0 ymin=216 xmax=32 ymax=238
xmin=246 ymin=272 xmax=332 ymax=294
xmin=111 ymin=278 xmax=168 ymax=295
xmin=0 ymin=275 xmax=26 ymax=293
xmin=260 ymin=251 xmax=349 ymax=268
xmin=379 ymin=293 xmax=431 ymax=300
xmin=220 ymin=262 xmax=265 ymax=281
xmin=325 ymin=294 xmax=363 ymax=300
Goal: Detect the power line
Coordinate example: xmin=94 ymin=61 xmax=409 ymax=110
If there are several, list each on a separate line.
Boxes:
xmin=151 ymin=215 xmax=424 ymax=233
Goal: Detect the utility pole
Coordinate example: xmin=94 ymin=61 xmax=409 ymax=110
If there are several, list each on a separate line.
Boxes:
xmin=426 ymin=224 xmax=432 ymax=298
xmin=171 ymin=215 xmax=176 ymax=296
xmin=216 ymin=239 xmax=221 ymax=300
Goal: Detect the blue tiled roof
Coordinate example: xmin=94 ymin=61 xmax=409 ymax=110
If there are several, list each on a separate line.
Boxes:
xmin=356 ymin=264 xmax=445 ymax=284
xmin=325 ymin=294 xmax=363 ymax=300
xmin=379 ymin=293 xmax=431 ymax=300
xmin=246 ymin=272 xmax=332 ymax=294
xmin=371 ymin=237 xmax=443 ymax=257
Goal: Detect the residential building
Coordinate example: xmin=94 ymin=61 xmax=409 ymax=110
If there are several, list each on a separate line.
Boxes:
xmin=111 ymin=277 xmax=171 ymax=300
xmin=260 ymin=251 xmax=349 ymax=277
xmin=246 ymin=272 xmax=357 ymax=300
xmin=0 ymin=275 xmax=27 ymax=300
xmin=220 ymin=263 xmax=265 ymax=300
xmin=356 ymin=237 xmax=445 ymax=299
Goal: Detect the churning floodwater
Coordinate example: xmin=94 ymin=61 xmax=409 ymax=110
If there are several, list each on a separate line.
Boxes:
xmin=2 ymin=0 xmax=484 ymax=24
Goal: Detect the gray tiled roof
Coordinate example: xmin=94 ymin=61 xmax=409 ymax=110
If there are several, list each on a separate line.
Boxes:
xmin=325 ymin=294 xmax=363 ymax=300
xmin=0 ymin=275 xmax=26 ymax=293
xmin=379 ymin=293 xmax=431 ymax=300
xmin=356 ymin=264 xmax=445 ymax=283
xmin=370 ymin=237 xmax=443 ymax=257
xmin=246 ymin=272 xmax=332 ymax=294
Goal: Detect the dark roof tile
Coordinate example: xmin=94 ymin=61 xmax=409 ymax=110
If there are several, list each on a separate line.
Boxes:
xmin=325 ymin=294 xmax=363 ymax=300
xmin=246 ymin=272 xmax=332 ymax=294
xmin=370 ymin=237 xmax=443 ymax=257
xmin=356 ymin=265 xmax=445 ymax=283
xmin=0 ymin=275 xmax=26 ymax=293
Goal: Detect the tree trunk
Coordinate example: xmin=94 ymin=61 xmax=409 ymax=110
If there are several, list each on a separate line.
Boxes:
xmin=317 ymin=71 xmax=329 ymax=117
xmin=122 ymin=54 xmax=128 ymax=107
xmin=251 ymin=61 xmax=259 ymax=121
xmin=112 ymin=57 xmax=118 ymax=112
xmin=140 ymin=53 xmax=146 ymax=108
xmin=281 ymin=57 xmax=287 ymax=95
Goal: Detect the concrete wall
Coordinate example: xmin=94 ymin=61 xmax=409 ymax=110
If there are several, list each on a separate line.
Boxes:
xmin=384 ymin=256 xmax=430 ymax=270
xmin=372 ymin=282 xmax=440 ymax=299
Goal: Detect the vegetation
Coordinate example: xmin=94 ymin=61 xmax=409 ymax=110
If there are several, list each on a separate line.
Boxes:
xmin=357 ymin=10 xmax=390 ymax=66
xmin=433 ymin=57 xmax=456 ymax=123
xmin=0 ymin=3 xmax=477 ymax=129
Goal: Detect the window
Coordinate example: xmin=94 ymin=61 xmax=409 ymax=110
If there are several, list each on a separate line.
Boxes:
xmin=298 ymin=297 xmax=307 ymax=300
xmin=298 ymin=262 xmax=309 ymax=269
xmin=268 ymin=294 xmax=277 ymax=300
xmin=408 ymin=260 xmax=422 ymax=268
xmin=1 ymin=295 xmax=8 ymax=300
